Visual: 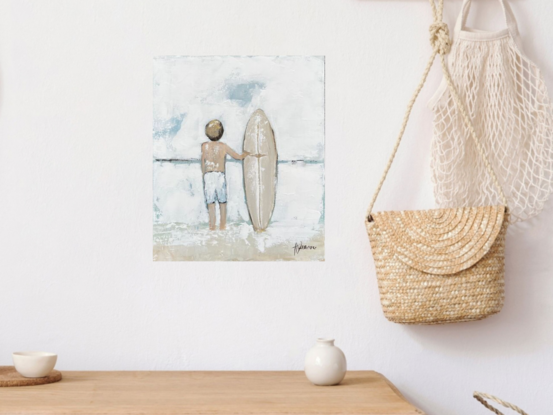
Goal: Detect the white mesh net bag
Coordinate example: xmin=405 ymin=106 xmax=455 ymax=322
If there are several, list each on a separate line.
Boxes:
xmin=429 ymin=0 xmax=553 ymax=222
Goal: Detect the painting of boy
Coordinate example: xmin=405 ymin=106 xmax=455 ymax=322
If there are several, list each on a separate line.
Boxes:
xmin=153 ymin=56 xmax=325 ymax=261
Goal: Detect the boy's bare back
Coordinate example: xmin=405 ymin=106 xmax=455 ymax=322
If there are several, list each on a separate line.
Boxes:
xmin=202 ymin=142 xmax=242 ymax=173
xmin=201 ymin=142 xmax=246 ymax=174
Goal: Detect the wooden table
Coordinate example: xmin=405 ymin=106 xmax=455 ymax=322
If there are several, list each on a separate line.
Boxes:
xmin=0 ymin=371 xmax=424 ymax=415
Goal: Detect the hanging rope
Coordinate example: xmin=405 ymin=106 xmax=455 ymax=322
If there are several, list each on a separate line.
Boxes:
xmin=474 ymin=392 xmax=529 ymax=415
xmin=366 ymin=0 xmax=507 ymax=221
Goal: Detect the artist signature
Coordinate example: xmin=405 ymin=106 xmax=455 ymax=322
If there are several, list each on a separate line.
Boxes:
xmin=293 ymin=242 xmax=317 ymax=255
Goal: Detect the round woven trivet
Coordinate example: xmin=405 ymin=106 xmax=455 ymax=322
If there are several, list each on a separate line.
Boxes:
xmin=0 ymin=366 xmax=62 ymax=387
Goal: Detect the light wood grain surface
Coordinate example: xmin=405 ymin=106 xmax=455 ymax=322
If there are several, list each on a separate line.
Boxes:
xmin=0 ymin=371 xmax=424 ymax=415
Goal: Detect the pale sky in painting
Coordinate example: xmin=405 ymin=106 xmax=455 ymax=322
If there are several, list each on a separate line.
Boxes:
xmin=153 ymin=56 xmax=325 ymax=161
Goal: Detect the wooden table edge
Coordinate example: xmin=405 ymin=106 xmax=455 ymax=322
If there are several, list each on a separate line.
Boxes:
xmin=0 ymin=370 xmax=426 ymax=415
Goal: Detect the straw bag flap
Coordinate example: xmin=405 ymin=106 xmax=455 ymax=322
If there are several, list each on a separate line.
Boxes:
xmin=367 ymin=205 xmax=505 ymax=275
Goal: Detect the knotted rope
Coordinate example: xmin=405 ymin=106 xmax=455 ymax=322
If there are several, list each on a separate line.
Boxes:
xmin=366 ymin=0 xmax=507 ymax=221
xmin=429 ymin=22 xmax=451 ymax=54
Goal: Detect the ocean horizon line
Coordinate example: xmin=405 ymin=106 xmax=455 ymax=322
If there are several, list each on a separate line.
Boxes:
xmin=153 ymin=158 xmax=324 ymax=164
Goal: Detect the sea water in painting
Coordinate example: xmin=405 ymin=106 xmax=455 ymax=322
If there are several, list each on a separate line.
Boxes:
xmin=153 ymin=56 xmax=325 ymax=261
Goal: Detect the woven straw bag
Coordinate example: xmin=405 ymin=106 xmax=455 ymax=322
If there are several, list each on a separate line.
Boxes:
xmin=474 ymin=392 xmax=528 ymax=415
xmin=365 ymin=0 xmax=509 ymax=325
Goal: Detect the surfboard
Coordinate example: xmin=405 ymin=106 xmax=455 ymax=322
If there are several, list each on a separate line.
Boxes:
xmin=243 ymin=109 xmax=278 ymax=232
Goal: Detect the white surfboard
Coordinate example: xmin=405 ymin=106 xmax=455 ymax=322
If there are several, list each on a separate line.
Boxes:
xmin=243 ymin=109 xmax=277 ymax=232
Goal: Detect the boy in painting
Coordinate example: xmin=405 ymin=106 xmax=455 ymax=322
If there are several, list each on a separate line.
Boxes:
xmin=201 ymin=120 xmax=249 ymax=230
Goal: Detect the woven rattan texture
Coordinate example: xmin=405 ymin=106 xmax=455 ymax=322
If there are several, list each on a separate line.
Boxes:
xmin=366 ymin=206 xmax=508 ymax=324
xmin=0 ymin=366 xmax=62 ymax=387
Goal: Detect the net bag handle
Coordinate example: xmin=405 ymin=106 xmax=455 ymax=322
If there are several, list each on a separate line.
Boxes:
xmin=453 ymin=0 xmax=522 ymax=47
xmin=474 ymin=392 xmax=529 ymax=415
xmin=365 ymin=0 xmax=508 ymax=222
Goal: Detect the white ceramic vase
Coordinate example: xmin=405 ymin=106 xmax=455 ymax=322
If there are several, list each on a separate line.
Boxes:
xmin=304 ymin=338 xmax=347 ymax=386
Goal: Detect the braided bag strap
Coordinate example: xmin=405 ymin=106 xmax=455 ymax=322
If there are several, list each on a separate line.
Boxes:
xmin=474 ymin=392 xmax=529 ymax=415
xmin=366 ymin=0 xmax=508 ymax=221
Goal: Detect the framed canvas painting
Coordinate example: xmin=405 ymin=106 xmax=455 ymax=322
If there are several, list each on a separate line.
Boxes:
xmin=153 ymin=56 xmax=325 ymax=261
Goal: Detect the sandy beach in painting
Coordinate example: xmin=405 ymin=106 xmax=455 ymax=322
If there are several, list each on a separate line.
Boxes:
xmin=154 ymin=223 xmax=324 ymax=261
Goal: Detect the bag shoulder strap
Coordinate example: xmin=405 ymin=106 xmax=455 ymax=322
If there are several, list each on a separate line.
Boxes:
xmin=366 ymin=0 xmax=508 ymax=222
xmin=474 ymin=392 xmax=528 ymax=415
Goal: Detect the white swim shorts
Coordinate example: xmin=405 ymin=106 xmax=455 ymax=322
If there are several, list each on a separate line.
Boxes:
xmin=204 ymin=172 xmax=227 ymax=204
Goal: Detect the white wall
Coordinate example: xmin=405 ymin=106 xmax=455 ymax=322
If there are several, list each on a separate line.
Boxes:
xmin=0 ymin=0 xmax=551 ymax=413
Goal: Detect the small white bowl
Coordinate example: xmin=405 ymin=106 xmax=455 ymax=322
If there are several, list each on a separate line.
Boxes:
xmin=13 ymin=352 xmax=57 ymax=378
